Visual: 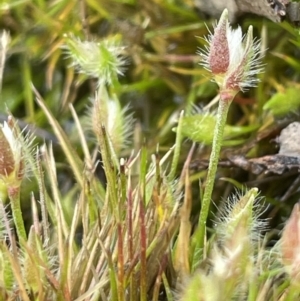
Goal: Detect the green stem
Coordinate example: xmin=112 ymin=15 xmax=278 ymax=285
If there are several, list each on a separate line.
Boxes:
xmin=169 ymin=110 xmax=184 ymax=180
xmin=192 ymin=97 xmax=231 ymax=256
xmin=8 ymin=186 xmax=27 ymax=242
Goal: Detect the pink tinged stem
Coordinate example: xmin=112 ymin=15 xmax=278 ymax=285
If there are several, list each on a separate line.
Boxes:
xmin=152 ymin=254 xmax=168 ymax=301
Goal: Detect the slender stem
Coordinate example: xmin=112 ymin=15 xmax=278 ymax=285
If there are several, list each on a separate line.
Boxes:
xmin=117 ymin=223 xmax=125 ymax=301
xmin=169 ymin=110 xmax=184 ymax=180
xmin=139 ymin=200 xmax=147 ymax=301
xmin=192 ymin=97 xmax=231 ymax=255
xmin=8 ymin=186 xmax=27 ymax=242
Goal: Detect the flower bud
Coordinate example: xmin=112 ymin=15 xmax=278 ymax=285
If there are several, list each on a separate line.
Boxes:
xmin=281 ymin=203 xmax=300 ymax=280
xmin=92 ymin=87 xmax=133 ymax=154
xmin=63 ymin=35 xmax=127 ymax=86
xmin=213 ymin=189 xmax=260 ymax=283
xmin=200 ymin=9 xmax=264 ymax=96
xmin=208 ymin=9 xmax=230 ymax=75
xmin=0 ymin=117 xmax=25 ymax=188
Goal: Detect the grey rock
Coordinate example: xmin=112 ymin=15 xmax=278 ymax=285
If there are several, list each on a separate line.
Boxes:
xmin=278 ymin=122 xmax=300 ymax=157
xmin=194 ymin=0 xmax=290 ymax=22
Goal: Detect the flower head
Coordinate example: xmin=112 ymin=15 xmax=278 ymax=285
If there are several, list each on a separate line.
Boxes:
xmin=0 ymin=119 xmax=24 ymax=185
xmin=91 ymin=87 xmax=133 ymax=153
xmin=199 ymin=9 xmax=264 ymax=98
xmin=63 ymin=35 xmax=127 ymax=86
xmin=0 ymin=116 xmax=33 ymax=190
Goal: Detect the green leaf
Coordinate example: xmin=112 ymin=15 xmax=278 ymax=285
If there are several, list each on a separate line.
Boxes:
xmin=176 ymin=114 xmax=258 ymax=145
xmin=263 ymin=87 xmax=300 ymax=116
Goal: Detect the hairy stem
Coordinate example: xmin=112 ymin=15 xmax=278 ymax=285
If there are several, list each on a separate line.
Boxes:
xmin=193 ymin=96 xmax=231 ymax=255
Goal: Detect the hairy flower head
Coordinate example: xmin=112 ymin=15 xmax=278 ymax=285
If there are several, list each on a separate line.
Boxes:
xmin=63 ymin=35 xmax=127 ymax=86
xmin=91 ymin=87 xmax=133 ymax=153
xmin=0 ymin=116 xmax=34 ymax=191
xmin=199 ymin=9 xmax=264 ymax=97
